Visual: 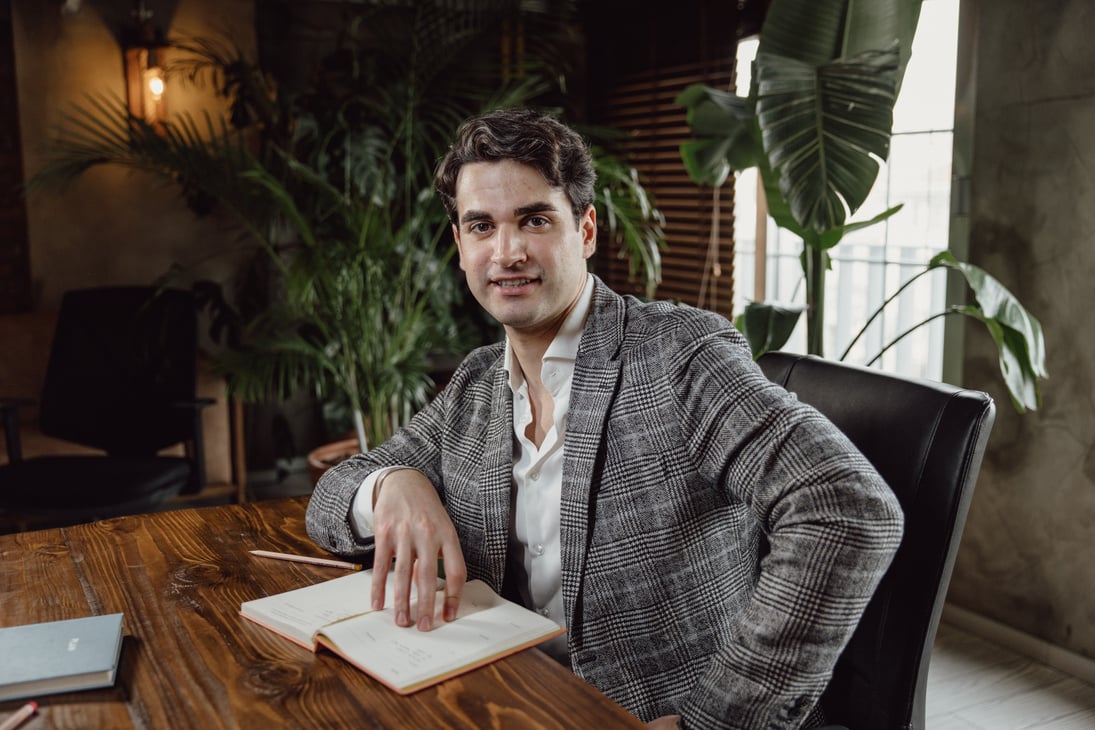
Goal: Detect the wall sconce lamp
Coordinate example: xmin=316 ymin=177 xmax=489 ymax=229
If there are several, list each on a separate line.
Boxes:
xmin=122 ymin=1 xmax=168 ymax=128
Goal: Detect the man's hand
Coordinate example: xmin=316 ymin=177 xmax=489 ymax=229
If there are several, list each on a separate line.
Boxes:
xmin=370 ymin=469 xmax=467 ymax=631
xmin=646 ymin=715 xmax=681 ymax=729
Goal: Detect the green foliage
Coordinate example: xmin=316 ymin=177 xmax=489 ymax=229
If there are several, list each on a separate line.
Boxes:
xmin=590 ymin=141 xmax=666 ymax=297
xmin=678 ymin=0 xmax=923 ymax=354
xmin=31 ymin=2 xmax=666 ymax=448
xmin=677 ymin=0 xmax=1047 ymax=411
xmin=928 ymin=253 xmax=1047 ymax=413
xmin=734 ymin=301 xmax=805 ymax=358
xmin=745 ymin=253 xmax=1049 ymax=413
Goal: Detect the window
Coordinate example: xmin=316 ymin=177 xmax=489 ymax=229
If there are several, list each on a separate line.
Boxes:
xmin=733 ymin=0 xmax=960 ymax=380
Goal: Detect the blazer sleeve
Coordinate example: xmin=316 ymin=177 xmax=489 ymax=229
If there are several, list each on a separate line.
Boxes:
xmin=304 ymin=388 xmax=449 ymax=556
xmin=675 ymin=324 xmax=904 ymax=728
xmin=304 ymin=343 xmax=503 ymax=557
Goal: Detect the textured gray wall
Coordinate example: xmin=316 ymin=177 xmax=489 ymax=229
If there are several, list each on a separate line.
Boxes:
xmin=951 ymin=0 xmax=1095 ymax=660
xmin=12 ymin=0 xmax=253 ymax=309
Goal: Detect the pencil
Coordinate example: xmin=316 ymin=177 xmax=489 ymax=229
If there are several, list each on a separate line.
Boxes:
xmin=249 ymin=549 xmax=361 ymax=571
xmin=0 ymin=701 xmax=37 ymax=730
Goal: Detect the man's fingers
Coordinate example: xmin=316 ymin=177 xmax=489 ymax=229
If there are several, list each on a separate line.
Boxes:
xmin=440 ymin=542 xmax=467 ymax=623
xmin=414 ymin=553 xmax=439 ymax=631
xmin=370 ymin=537 xmax=393 ymax=611
xmin=366 ymin=468 xmax=466 ymax=631
xmin=391 ymin=535 xmax=416 ymax=628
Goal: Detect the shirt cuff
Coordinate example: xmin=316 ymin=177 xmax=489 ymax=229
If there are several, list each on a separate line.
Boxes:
xmin=350 ymin=466 xmax=412 ymax=536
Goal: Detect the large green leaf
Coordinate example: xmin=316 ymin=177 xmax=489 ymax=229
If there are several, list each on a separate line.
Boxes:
xmin=754 ymin=47 xmax=900 ymax=233
xmin=676 ymin=84 xmax=762 ymax=187
xmin=676 ymin=84 xmax=807 ymax=239
xmin=759 ymin=0 xmax=922 ymax=80
xmin=734 ymin=301 xmax=805 ymax=358
xmin=751 ymin=0 xmax=921 ymax=236
xmin=931 ymin=251 xmax=1048 ymax=412
xmin=758 ymin=0 xmax=847 ymax=65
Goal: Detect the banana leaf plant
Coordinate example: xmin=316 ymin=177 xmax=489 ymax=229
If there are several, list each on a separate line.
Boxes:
xmin=677 ymin=0 xmax=1048 ymax=411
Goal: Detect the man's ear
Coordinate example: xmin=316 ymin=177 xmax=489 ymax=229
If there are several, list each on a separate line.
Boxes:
xmin=581 ymin=205 xmax=597 ymax=259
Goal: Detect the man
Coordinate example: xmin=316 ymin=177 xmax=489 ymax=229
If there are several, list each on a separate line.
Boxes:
xmin=306 ymin=108 xmax=903 ymax=729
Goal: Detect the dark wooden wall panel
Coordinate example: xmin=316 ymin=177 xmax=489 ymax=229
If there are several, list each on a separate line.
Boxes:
xmin=0 ymin=2 xmax=31 ymax=313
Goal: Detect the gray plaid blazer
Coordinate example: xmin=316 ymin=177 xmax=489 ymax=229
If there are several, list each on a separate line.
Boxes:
xmin=306 ymin=277 xmax=903 ymax=729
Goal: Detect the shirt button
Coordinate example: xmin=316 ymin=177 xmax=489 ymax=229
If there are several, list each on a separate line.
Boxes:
xmin=532 ymin=543 xmax=545 ymax=556
xmin=529 ymin=470 xmax=540 ymax=481
xmin=537 ymin=608 xmax=550 ymax=617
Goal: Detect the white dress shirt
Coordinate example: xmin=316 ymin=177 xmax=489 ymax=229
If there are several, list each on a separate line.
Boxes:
xmin=351 ymin=275 xmax=594 ymax=662
xmin=501 ymin=274 xmax=593 ymax=660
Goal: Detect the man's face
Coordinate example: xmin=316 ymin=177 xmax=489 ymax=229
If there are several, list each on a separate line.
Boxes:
xmin=453 ymin=159 xmax=596 ymax=344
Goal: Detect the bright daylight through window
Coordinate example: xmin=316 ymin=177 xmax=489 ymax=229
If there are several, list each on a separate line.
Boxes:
xmin=732 ymin=0 xmax=960 ymax=380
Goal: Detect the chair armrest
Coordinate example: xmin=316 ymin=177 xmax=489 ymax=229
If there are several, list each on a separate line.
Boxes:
xmin=0 ymin=398 xmax=34 ymax=463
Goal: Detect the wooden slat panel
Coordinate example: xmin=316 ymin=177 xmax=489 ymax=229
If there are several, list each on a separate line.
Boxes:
xmin=596 ymin=61 xmax=738 ymax=318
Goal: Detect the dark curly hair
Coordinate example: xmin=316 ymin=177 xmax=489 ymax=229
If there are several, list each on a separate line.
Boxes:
xmin=434 ymin=108 xmax=596 ymax=229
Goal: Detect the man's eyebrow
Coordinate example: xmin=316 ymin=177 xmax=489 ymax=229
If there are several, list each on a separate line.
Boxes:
xmin=459 ymin=210 xmax=492 ymax=225
xmin=459 ymin=202 xmax=559 ymax=226
xmin=515 ymin=202 xmax=558 ymax=217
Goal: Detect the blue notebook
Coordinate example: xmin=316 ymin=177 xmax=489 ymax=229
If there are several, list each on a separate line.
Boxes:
xmin=0 ymin=613 xmax=124 ymax=701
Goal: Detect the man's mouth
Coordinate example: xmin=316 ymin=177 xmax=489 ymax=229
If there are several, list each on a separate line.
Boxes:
xmin=493 ymin=278 xmax=536 ymax=288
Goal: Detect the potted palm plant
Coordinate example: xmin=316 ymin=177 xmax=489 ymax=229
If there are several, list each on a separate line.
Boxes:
xmin=31 ymin=1 xmax=668 ymax=474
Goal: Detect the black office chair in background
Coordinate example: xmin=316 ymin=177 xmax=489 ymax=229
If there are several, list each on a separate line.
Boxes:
xmin=0 ymin=286 xmax=210 ymax=530
xmin=759 ymin=352 xmax=996 ymax=730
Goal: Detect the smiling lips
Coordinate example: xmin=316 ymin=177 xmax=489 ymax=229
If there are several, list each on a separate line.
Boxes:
xmin=493 ymin=277 xmax=538 ymax=291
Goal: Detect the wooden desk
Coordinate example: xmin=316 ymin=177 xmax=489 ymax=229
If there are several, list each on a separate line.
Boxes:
xmin=0 ymin=497 xmax=644 ymax=729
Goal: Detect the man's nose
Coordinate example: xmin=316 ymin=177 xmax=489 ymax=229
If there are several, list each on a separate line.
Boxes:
xmin=491 ymin=228 xmax=527 ymax=267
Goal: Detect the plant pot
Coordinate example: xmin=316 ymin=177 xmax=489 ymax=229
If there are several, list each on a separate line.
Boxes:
xmin=306 ymin=437 xmax=362 ymax=485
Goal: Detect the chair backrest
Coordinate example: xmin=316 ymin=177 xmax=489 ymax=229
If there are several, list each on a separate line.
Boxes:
xmin=38 ymin=286 xmax=198 ymax=456
xmin=758 ymin=352 xmax=996 ymax=730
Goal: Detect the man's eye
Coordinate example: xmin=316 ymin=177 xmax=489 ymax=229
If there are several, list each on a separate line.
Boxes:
xmin=526 ymin=215 xmax=549 ymax=228
xmin=469 ymin=222 xmax=492 ymax=234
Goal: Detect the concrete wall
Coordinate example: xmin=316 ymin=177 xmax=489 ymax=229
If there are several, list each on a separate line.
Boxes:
xmin=12 ymin=0 xmax=253 ymax=308
xmin=952 ymin=0 xmax=1095 ymax=661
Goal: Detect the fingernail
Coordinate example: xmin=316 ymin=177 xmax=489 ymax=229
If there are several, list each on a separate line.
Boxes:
xmin=443 ymin=605 xmax=455 ymax=622
xmin=418 ymin=615 xmax=432 ymax=631
xmin=397 ymin=610 xmax=408 ymax=626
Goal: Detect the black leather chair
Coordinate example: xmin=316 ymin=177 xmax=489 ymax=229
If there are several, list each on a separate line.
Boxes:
xmin=759 ymin=352 xmax=996 ymax=730
xmin=0 ymin=286 xmax=210 ymax=530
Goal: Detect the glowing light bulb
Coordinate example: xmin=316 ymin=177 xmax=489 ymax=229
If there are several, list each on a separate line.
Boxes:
xmin=145 ymin=68 xmax=165 ymax=99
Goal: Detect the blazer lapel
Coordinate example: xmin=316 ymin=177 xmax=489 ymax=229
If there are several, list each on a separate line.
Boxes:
xmin=476 ymin=363 xmax=516 ymax=591
xmin=560 ymin=279 xmax=625 ymax=631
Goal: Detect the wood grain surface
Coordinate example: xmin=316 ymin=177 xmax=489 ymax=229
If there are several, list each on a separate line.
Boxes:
xmin=0 ymin=497 xmax=644 ymax=729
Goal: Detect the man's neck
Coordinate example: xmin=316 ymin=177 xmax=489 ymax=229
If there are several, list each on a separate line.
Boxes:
xmin=504 ymin=280 xmax=587 ymax=385
xmin=508 ymin=337 xmax=550 ymax=388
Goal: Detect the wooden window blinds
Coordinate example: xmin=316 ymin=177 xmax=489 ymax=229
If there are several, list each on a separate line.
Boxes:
xmin=595 ymin=62 xmax=737 ymax=322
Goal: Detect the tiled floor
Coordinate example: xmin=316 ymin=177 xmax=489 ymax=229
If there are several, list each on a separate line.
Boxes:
xmin=927 ymin=620 xmax=1095 ymax=729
